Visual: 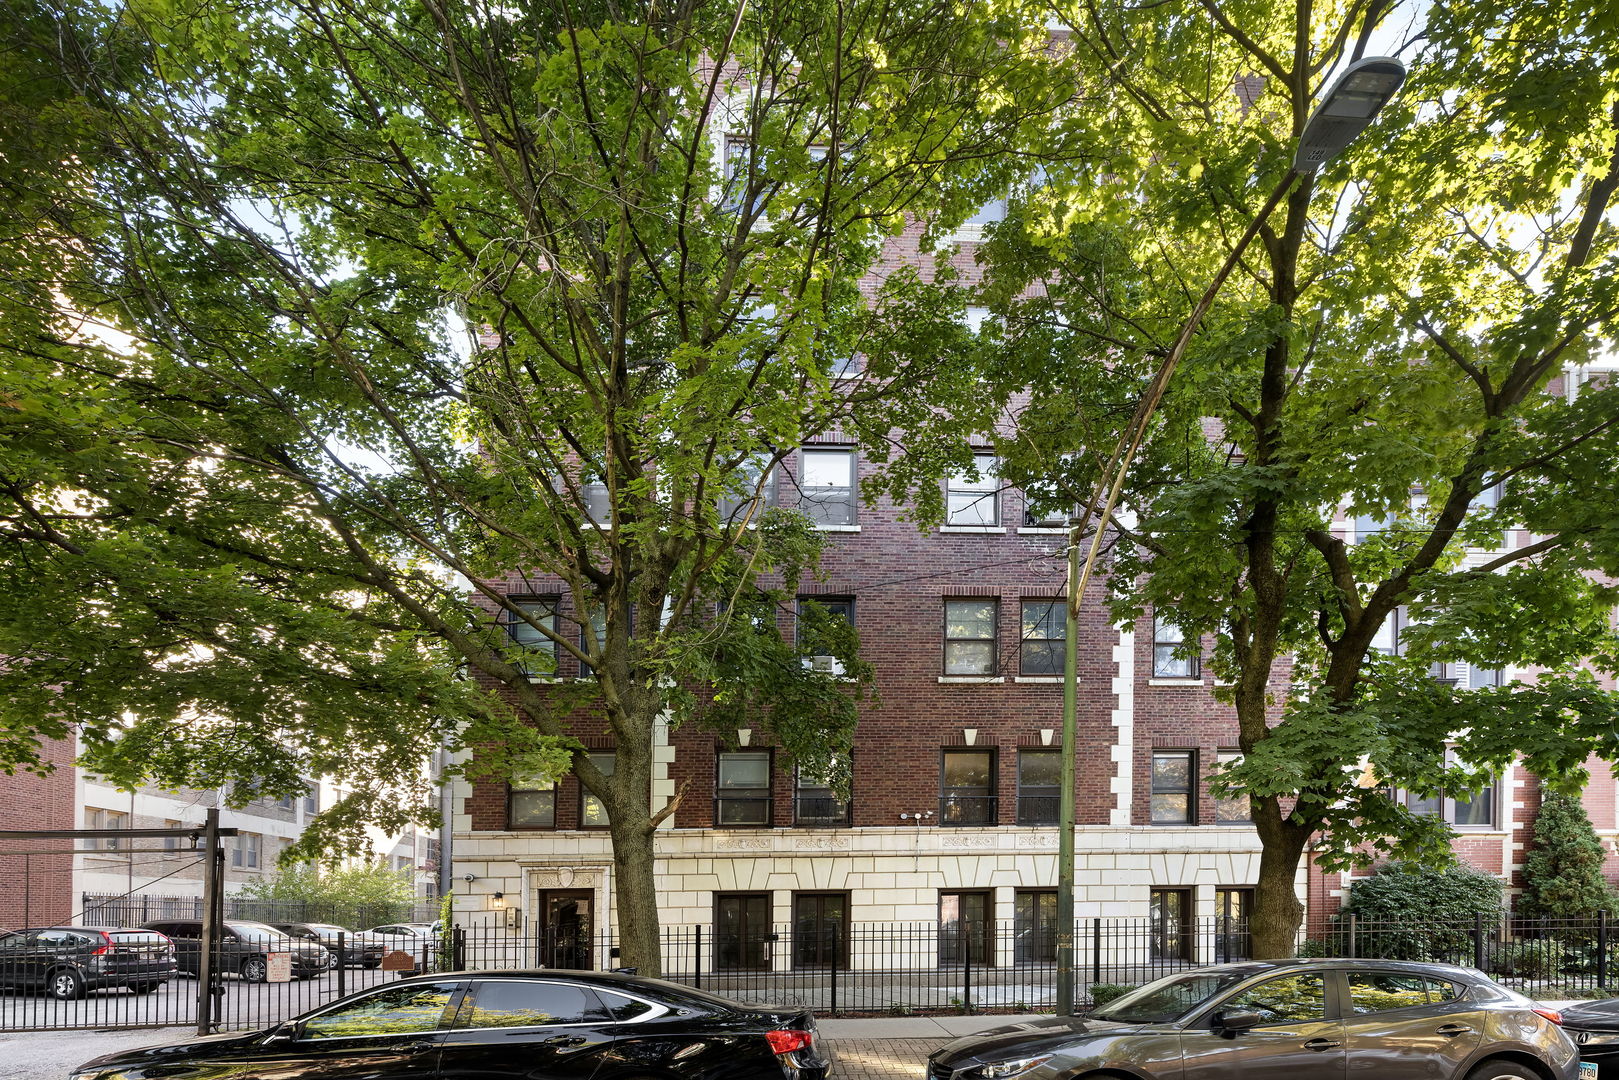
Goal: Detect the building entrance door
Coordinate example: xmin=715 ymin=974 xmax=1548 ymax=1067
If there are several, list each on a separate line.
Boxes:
xmin=535 ymin=890 xmax=593 ymax=970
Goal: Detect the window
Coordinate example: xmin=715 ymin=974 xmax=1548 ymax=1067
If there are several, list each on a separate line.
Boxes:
xmin=799 ymin=448 xmax=856 ymax=526
xmin=1149 ymin=888 xmax=1192 ymax=961
xmin=301 ymin=982 xmax=459 ymax=1039
xmin=508 ymin=770 xmax=557 ymax=829
xmin=274 ymin=793 xmax=294 ymax=811
xmin=163 ymin=819 xmax=184 ymax=852
xmin=716 ymin=751 xmax=772 ymax=826
xmin=715 ymin=893 xmax=772 ymax=970
xmin=1151 ymin=614 xmax=1199 ymax=678
xmin=792 ymin=893 xmax=848 ymax=969
xmin=965 ymin=197 xmax=1006 ymax=226
xmin=1398 ymin=751 xmax=1496 ymax=828
xmin=946 ymin=454 xmax=999 ymax=526
xmin=1014 ymin=890 xmax=1058 ymax=963
xmin=795 ymin=762 xmax=850 ymax=826
xmin=1346 ymin=971 xmax=1460 ymax=1014
xmin=231 ymin=832 xmax=261 ymax=869
xmin=1150 ymin=751 xmax=1195 ymax=824
xmin=944 ymin=599 xmax=998 ymax=675
xmin=1022 ymin=476 xmax=1075 ymax=528
xmin=797 ymin=596 xmax=854 ymax=676
xmin=456 ymin=979 xmax=606 ymax=1028
xmin=939 ymin=891 xmax=993 ymax=966
xmin=1211 ymin=752 xmax=1250 ymax=824
xmin=580 ymin=752 xmax=614 ymax=828
xmin=1370 ymin=605 xmax=1411 ymax=657
xmin=940 ymin=749 xmax=996 ymax=825
xmin=303 ymin=785 xmax=318 ymax=816
xmin=1221 ymin=972 xmax=1327 ymax=1024
xmin=1016 ymin=749 xmax=1061 ymax=825
xmin=507 ymin=598 xmax=559 ymax=676
xmin=1469 ymin=665 xmax=1504 ymax=688
xmin=718 ymin=455 xmax=777 ymax=526
xmin=1020 ymin=600 xmax=1065 ymax=675
xmin=86 ymin=808 xmax=128 ymax=851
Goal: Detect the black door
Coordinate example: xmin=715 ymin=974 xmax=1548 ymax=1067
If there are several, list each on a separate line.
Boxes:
xmin=793 ymin=894 xmax=848 ymax=969
xmin=437 ymin=978 xmax=617 ymax=1080
xmin=716 ymin=893 xmax=772 ymax=970
xmin=537 ymin=891 xmax=593 ymax=970
xmin=256 ymin=980 xmax=464 ymax=1080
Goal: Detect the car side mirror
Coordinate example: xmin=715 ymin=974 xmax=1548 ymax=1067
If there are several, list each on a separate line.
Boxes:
xmin=263 ymin=1023 xmax=299 ymax=1045
xmin=1214 ymin=1009 xmax=1264 ymax=1036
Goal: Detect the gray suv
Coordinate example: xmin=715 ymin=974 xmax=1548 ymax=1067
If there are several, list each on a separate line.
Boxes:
xmin=140 ymin=919 xmax=330 ymax=981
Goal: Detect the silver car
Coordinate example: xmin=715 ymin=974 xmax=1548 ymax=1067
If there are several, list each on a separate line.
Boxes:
xmin=928 ymin=959 xmax=1591 ymax=1080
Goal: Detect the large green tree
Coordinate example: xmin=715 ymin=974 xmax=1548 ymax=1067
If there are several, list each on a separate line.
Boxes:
xmin=0 ymin=0 xmax=1073 ymax=970
xmin=880 ymin=0 xmax=1619 ymax=957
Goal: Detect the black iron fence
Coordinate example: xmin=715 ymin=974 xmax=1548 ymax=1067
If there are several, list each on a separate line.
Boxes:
xmin=3 ymin=912 xmax=1612 ymax=1034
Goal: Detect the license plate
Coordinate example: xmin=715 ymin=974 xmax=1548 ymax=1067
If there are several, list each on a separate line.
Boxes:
xmin=1579 ymin=1063 xmax=1599 ymax=1080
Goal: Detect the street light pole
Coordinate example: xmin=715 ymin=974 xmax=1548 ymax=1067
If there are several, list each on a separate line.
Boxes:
xmin=1051 ymin=56 xmax=1406 ymax=1017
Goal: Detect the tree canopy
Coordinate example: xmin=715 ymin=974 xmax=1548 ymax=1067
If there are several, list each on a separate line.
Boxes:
xmin=0 ymin=0 xmax=1074 ymax=969
xmin=890 ymin=0 xmax=1619 ymax=956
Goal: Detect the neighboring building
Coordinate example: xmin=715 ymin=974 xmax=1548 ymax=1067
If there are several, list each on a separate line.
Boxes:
xmin=0 ymin=736 xmax=78 ymax=928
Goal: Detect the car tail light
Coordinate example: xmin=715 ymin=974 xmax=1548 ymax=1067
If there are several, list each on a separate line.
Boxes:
xmin=765 ymin=1030 xmax=813 ymax=1055
xmin=1533 ymin=1007 xmax=1563 ymax=1025
xmin=91 ymin=932 xmax=114 ymax=956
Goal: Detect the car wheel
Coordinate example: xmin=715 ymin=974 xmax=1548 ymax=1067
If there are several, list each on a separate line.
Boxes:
xmin=47 ymin=968 xmax=86 ymax=1001
xmin=240 ymin=957 xmax=268 ymax=982
xmin=127 ymin=982 xmax=161 ymax=994
xmin=1465 ymin=1061 xmax=1546 ymax=1080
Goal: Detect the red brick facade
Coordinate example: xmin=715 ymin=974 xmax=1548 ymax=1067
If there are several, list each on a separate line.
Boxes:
xmin=0 ymin=736 xmax=77 ymax=928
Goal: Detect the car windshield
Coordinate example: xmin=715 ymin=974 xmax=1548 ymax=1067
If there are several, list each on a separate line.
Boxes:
xmin=229 ymin=922 xmax=291 ymax=944
xmin=1090 ymin=969 xmax=1259 ymax=1023
xmin=304 ymin=925 xmax=345 ymax=934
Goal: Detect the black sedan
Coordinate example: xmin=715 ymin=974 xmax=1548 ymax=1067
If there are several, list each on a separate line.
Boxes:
xmin=274 ymin=923 xmax=387 ymax=968
xmin=0 ymin=926 xmax=176 ymax=999
xmin=68 ymin=968 xmax=832 ymax=1080
xmin=930 ymin=959 xmax=1590 ymax=1080
xmin=1561 ymin=997 xmax=1619 ymax=1077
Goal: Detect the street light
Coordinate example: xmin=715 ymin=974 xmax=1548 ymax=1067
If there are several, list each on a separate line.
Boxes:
xmin=1051 ymin=55 xmax=1406 ymax=1016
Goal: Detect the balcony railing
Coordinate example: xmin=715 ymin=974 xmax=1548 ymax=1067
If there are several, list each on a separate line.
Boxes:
xmin=939 ymin=794 xmax=997 ymax=825
xmin=794 ymin=795 xmax=851 ymax=826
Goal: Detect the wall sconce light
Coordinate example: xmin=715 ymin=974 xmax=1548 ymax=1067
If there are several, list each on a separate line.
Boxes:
xmin=489 ymin=891 xmax=506 ymax=910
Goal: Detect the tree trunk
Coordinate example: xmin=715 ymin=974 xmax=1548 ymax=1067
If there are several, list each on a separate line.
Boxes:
xmin=607 ymin=809 xmax=662 ymax=975
xmin=1249 ymin=803 xmax=1312 ymax=959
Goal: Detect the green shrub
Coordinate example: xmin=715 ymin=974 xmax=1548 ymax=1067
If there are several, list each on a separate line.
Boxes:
xmin=1295 ymin=938 xmax=1333 ymax=958
xmin=1088 ymin=983 xmax=1135 ymax=1007
xmin=1493 ymin=940 xmax=1562 ymax=980
xmin=1336 ymin=861 xmax=1503 ymax=960
xmin=1519 ymin=793 xmax=1619 ymax=921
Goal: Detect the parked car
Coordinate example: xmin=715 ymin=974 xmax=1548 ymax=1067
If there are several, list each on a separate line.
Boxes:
xmin=0 ymin=926 xmax=176 ymax=999
xmin=273 ymin=923 xmax=386 ymax=968
xmin=928 ymin=959 xmax=1591 ymax=1080
xmin=364 ymin=923 xmax=439 ymax=970
xmin=1560 ymin=997 xmax=1619 ymax=1077
xmin=69 ymin=968 xmax=831 ymax=1080
xmin=140 ymin=919 xmax=331 ymax=982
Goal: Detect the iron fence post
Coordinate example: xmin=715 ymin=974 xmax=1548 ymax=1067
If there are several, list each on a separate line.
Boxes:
xmin=454 ymin=925 xmax=467 ymax=970
xmin=1600 ymin=910 xmax=1610 ymax=990
xmin=694 ymin=925 xmax=702 ymax=989
xmin=1347 ymin=914 xmax=1357 ymax=959
xmin=1473 ymin=912 xmax=1485 ymax=972
xmin=830 ymin=925 xmax=839 ymax=1016
xmin=336 ymin=933 xmax=346 ymax=997
xmin=1091 ymin=918 xmax=1101 ymax=983
xmin=960 ymin=920 xmax=971 ymax=1014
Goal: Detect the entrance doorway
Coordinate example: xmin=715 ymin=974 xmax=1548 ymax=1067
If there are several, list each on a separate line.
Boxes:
xmin=536 ymin=889 xmax=594 ymax=969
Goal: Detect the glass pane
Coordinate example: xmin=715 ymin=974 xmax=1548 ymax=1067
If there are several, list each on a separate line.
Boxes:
xmin=719 ymin=752 xmax=770 ymax=788
xmin=1021 ymin=641 xmax=1062 ymax=674
xmin=510 ymin=789 xmax=555 ymax=828
xmin=581 ymin=752 xmax=613 ymax=826
xmin=1150 ymin=793 xmax=1190 ymax=823
xmin=1154 ymin=616 xmax=1184 ymax=645
xmin=943 ymin=751 xmax=993 ymax=789
xmin=1153 ymin=647 xmax=1193 ymax=678
xmin=460 ymin=980 xmax=607 ymax=1028
xmin=947 ymin=491 xmax=998 ymax=526
xmin=801 ymin=488 xmax=855 ymax=526
xmin=802 ymin=450 xmax=852 ymax=488
xmin=1152 ymin=753 xmax=1192 ymax=791
xmin=1347 ymin=971 xmax=1429 ymax=1014
xmin=1019 ymin=751 xmax=1062 ymax=787
xmin=303 ymin=983 xmax=458 ymax=1039
xmin=1451 ymin=785 xmax=1494 ymax=826
xmin=1022 ymin=601 xmax=1065 ymax=640
xmin=945 ymin=600 xmax=996 ymax=639
xmin=1223 ymin=974 xmax=1327 ymax=1024
xmin=945 ymin=640 xmax=994 ymax=675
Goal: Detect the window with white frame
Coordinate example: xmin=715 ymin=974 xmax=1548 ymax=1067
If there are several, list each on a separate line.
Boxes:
xmin=944 ymin=599 xmax=998 ymax=675
xmin=231 ymin=832 xmax=261 ymax=869
xmin=86 ymin=808 xmax=128 ymax=851
xmin=799 ymin=448 xmax=856 ymax=526
xmin=1151 ymin=613 xmax=1199 ymax=678
xmin=946 ymin=454 xmax=999 ymax=526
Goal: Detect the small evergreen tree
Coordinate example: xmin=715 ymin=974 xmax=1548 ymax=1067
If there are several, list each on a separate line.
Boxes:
xmin=1518 ymin=792 xmax=1619 ymax=919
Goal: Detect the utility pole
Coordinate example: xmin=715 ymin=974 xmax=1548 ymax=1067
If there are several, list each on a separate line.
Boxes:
xmin=198 ymin=808 xmax=223 ymax=1036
